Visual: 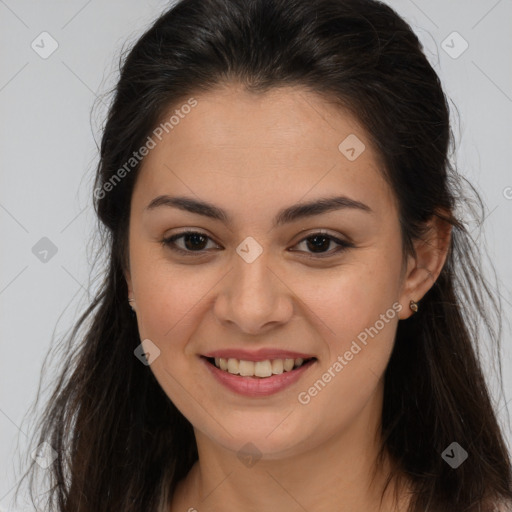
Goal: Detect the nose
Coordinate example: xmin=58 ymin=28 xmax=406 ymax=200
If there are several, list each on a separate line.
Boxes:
xmin=213 ymin=248 xmax=294 ymax=335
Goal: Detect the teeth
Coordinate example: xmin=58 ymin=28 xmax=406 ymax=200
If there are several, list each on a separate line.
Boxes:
xmin=213 ymin=356 xmax=310 ymax=377
xmin=239 ymin=360 xmax=254 ymax=376
xmin=271 ymin=359 xmax=283 ymax=374
xmin=283 ymin=358 xmax=294 ymax=372
xmin=227 ymin=358 xmax=239 ymax=375
xmin=254 ymin=360 xmax=272 ymax=377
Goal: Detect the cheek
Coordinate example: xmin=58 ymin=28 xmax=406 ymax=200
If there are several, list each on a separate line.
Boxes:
xmin=313 ymin=278 xmax=400 ymax=386
xmin=128 ymin=233 xmax=214 ymax=340
xmin=300 ymin=251 xmax=402 ymax=345
xmin=133 ymin=265 xmax=210 ymax=346
xmin=290 ymin=293 xmax=400 ymax=450
xmin=291 ymin=250 xmax=402 ymax=414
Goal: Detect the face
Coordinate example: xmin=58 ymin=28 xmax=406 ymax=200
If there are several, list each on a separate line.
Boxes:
xmin=125 ymin=83 xmax=413 ymax=459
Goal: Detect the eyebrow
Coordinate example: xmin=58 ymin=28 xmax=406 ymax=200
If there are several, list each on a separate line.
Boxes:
xmin=145 ymin=194 xmax=373 ymax=227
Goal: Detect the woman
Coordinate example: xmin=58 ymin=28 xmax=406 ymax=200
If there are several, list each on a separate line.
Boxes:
xmin=18 ymin=0 xmax=512 ymax=510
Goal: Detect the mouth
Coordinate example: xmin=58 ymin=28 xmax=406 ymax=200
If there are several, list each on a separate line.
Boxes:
xmin=202 ymin=355 xmax=317 ymax=378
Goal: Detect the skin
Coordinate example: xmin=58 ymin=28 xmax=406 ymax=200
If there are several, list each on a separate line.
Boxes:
xmin=124 ymin=83 xmax=451 ymax=512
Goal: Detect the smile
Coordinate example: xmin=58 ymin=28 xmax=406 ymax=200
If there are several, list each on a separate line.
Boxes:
xmin=201 ymin=355 xmax=317 ymax=397
xmin=206 ymin=356 xmax=313 ymax=378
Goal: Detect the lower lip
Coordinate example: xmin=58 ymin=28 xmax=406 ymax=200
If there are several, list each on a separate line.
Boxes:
xmin=201 ymin=357 xmax=316 ymax=397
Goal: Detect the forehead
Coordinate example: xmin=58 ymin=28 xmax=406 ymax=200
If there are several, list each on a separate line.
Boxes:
xmin=133 ymin=84 xmax=395 ymax=221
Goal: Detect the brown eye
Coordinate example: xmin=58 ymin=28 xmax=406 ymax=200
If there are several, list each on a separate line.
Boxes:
xmin=305 ymin=235 xmax=332 ymax=253
xmin=162 ymin=231 xmax=219 ymax=255
xmin=291 ymin=232 xmax=353 ymax=258
xmin=162 ymin=230 xmax=353 ymax=258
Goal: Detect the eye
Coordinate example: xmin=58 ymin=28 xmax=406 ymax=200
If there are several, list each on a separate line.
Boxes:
xmin=162 ymin=230 xmax=220 ymax=255
xmin=290 ymin=231 xmax=354 ymax=258
xmin=162 ymin=230 xmax=353 ymax=258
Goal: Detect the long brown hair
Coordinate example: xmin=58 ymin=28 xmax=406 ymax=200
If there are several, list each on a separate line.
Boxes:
xmin=16 ymin=0 xmax=512 ymax=510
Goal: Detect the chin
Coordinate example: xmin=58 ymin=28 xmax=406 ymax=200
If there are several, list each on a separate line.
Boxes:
xmin=198 ymin=413 xmax=321 ymax=460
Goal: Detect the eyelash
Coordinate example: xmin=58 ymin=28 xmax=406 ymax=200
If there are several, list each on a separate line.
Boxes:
xmin=161 ymin=230 xmax=354 ymax=259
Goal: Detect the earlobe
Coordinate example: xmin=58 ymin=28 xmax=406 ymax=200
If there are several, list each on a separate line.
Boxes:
xmin=125 ymin=269 xmax=133 ymax=295
xmin=398 ymin=213 xmax=452 ymax=319
xmin=124 ymin=269 xmax=136 ymax=312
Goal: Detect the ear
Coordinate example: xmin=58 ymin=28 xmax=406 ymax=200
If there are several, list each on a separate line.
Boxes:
xmin=125 ymin=268 xmax=133 ymax=297
xmin=398 ymin=213 xmax=452 ymax=320
xmin=124 ymin=268 xmax=137 ymax=312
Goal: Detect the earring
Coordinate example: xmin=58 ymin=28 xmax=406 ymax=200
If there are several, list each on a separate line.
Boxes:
xmin=409 ymin=299 xmax=419 ymax=313
xmin=128 ymin=298 xmax=136 ymax=311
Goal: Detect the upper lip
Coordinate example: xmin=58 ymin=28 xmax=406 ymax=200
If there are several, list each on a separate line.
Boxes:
xmin=202 ymin=348 xmax=316 ymax=361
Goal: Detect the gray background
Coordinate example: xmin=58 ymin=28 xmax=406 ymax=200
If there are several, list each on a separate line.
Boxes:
xmin=1 ymin=1 xmax=511 ymax=510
